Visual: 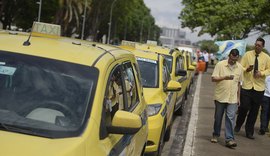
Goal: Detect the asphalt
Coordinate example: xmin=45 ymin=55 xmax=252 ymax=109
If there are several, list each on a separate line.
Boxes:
xmin=183 ymin=66 xmax=270 ymax=156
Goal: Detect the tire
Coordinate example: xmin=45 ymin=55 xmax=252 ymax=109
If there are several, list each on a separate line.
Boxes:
xmin=175 ymin=95 xmax=185 ymax=116
xmin=164 ymin=123 xmax=172 ymax=142
xmin=156 ymin=124 xmax=166 ymax=156
xmin=175 ymin=104 xmax=183 ymax=116
xmin=185 ymin=90 xmax=188 ymax=100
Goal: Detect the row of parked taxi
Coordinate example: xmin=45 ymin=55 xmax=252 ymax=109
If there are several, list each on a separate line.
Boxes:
xmin=0 ymin=22 xmax=196 ymax=156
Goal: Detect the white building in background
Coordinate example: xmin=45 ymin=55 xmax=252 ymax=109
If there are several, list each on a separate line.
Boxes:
xmin=159 ymin=27 xmax=191 ymax=48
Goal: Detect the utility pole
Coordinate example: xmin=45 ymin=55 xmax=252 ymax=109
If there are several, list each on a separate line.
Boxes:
xmin=107 ymin=0 xmax=118 ymax=44
xmin=37 ymin=0 xmax=42 ymax=22
xmin=81 ymin=0 xmax=87 ymax=40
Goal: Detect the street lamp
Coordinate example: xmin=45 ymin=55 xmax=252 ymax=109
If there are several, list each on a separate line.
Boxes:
xmin=36 ymin=0 xmax=42 ymax=22
xmin=81 ymin=0 xmax=87 ymax=39
xmin=107 ymin=0 xmax=118 ymax=44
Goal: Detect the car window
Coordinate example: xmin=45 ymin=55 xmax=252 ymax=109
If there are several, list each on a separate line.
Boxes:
xmin=0 ymin=51 xmax=98 ymax=138
xmin=137 ymin=58 xmax=158 ymax=88
xmin=163 ymin=55 xmax=173 ymax=73
xmin=162 ymin=58 xmax=171 ymax=87
xmin=104 ymin=66 xmax=124 ymax=126
xmin=176 ymin=56 xmax=185 ymax=71
xmin=122 ymin=62 xmax=139 ymax=110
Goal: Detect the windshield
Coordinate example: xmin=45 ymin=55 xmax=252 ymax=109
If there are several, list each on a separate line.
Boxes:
xmin=137 ymin=58 xmax=158 ymax=88
xmin=0 ymin=51 xmax=98 ymax=138
xmin=163 ymin=55 xmax=173 ymax=73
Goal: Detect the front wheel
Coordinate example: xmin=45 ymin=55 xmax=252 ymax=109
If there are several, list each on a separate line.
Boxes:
xmin=156 ymin=124 xmax=166 ymax=156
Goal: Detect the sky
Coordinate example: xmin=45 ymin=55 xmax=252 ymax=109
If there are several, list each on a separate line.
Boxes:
xmin=144 ymin=0 xmax=270 ymax=52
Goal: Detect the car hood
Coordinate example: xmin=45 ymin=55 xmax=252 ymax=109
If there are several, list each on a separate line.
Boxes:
xmin=0 ymin=118 xmax=100 ymax=156
xmin=0 ymin=130 xmax=87 ymax=156
xmin=143 ymin=88 xmax=164 ymax=104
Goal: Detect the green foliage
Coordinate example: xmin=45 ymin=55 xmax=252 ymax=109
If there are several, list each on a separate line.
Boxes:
xmin=198 ymin=40 xmax=219 ymax=53
xmin=0 ymin=0 xmax=159 ymax=42
xmin=0 ymin=0 xmax=59 ymax=30
xmin=180 ymin=0 xmax=270 ymax=39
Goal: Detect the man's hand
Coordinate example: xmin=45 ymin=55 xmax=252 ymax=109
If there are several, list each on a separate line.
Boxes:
xmin=246 ymin=65 xmax=254 ymax=72
xmin=254 ymin=71 xmax=262 ymax=78
xmin=224 ymin=75 xmax=234 ymax=80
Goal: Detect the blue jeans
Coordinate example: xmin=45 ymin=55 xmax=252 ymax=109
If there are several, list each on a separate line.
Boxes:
xmin=213 ymin=100 xmax=238 ymax=141
xmin=260 ymin=96 xmax=270 ymax=131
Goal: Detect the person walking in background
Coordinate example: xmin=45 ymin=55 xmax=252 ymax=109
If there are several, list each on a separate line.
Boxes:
xmin=211 ymin=49 xmax=243 ymax=148
xmin=210 ymin=53 xmax=215 ymax=65
xmin=259 ymin=75 xmax=270 ymax=135
xmin=234 ymin=37 xmax=270 ymax=139
xmin=203 ymin=51 xmax=209 ymax=72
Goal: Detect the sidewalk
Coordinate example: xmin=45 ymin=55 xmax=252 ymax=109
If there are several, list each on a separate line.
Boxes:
xmin=183 ymin=67 xmax=270 ymax=156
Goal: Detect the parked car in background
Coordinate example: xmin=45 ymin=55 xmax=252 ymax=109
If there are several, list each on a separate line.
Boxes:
xmin=120 ymin=41 xmax=181 ymax=156
xmin=135 ymin=43 xmax=188 ymax=115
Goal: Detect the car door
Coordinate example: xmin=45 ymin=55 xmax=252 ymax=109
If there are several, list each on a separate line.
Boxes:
xmin=162 ymin=58 xmax=175 ymax=128
xmin=175 ymin=55 xmax=188 ymax=98
xmin=100 ymin=60 xmax=147 ymax=156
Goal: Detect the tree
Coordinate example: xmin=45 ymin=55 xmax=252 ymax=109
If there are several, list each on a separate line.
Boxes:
xmin=180 ymin=0 xmax=270 ymax=40
xmin=198 ymin=40 xmax=218 ymax=54
xmin=54 ymin=0 xmax=91 ymax=37
xmin=0 ymin=0 xmax=17 ymax=29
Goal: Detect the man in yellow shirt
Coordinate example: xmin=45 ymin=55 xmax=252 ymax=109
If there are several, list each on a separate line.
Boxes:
xmin=234 ymin=37 xmax=270 ymax=139
xmin=211 ymin=49 xmax=243 ymax=148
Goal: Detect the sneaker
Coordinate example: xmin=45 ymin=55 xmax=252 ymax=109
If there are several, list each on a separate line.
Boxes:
xmin=210 ymin=136 xmax=218 ymax=143
xmin=225 ymin=140 xmax=237 ymax=148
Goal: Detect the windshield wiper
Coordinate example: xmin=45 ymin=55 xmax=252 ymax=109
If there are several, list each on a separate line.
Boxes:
xmin=0 ymin=122 xmax=43 ymax=137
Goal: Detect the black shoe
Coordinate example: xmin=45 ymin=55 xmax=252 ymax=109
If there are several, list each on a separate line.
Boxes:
xmin=246 ymin=134 xmax=255 ymax=139
xmin=258 ymin=130 xmax=265 ymax=135
xmin=234 ymin=126 xmax=240 ymax=133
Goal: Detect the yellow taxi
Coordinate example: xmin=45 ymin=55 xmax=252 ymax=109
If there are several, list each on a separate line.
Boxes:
xmin=136 ymin=43 xmax=188 ymax=115
xmin=120 ymin=41 xmax=181 ymax=155
xmin=180 ymin=50 xmax=197 ymax=93
xmin=0 ymin=22 xmax=148 ymax=156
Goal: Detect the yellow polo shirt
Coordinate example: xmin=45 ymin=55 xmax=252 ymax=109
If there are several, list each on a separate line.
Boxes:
xmin=212 ymin=60 xmax=243 ymax=103
xmin=241 ymin=50 xmax=270 ymax=91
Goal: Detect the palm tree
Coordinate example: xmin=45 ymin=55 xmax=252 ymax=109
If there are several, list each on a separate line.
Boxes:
xmin=55 ymin=0 xmax=91 ymax=37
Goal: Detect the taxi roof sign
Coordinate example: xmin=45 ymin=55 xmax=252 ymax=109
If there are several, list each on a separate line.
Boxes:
xmin=32 ymin=22 xmax=61 ymax=38
xmin=146 ymin=40 xmax=157 ymax=46
xmin=121 ymin=40 xmax=136 ymax=48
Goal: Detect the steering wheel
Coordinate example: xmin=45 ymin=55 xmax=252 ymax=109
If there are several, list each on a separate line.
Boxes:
xmin=19 ymin=100 xmax=77 ymax=121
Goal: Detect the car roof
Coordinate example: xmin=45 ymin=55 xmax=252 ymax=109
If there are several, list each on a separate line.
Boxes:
xmin=0 ymin=31 xmax=130 ymax=66
xmin=136 ymin=43 xmax=181 ymax=56
xmin=120 ymin=45 xmax=159 ymax=61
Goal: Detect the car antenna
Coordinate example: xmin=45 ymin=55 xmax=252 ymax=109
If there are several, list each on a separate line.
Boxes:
xmin=23 ymin=30 xmax=32 ymax=46
xmin=23 ymin=22 xmax=36 ymax=46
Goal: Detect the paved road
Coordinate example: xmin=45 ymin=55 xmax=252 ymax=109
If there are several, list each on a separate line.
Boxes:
xmin=162 ymin=66 xmax=270 ymax=156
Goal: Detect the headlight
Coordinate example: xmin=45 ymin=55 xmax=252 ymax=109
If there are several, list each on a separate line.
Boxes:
xmin=147 ymin=104 xmax=162 ymax=116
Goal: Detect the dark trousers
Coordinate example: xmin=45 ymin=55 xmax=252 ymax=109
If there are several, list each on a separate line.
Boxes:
xmin=236 ymin=88 xmax=264 ymax=136
xmin=205 ymin=62 xmax=208 ymax=72
xmin=260 ymin=96 xmax=270 ymax=131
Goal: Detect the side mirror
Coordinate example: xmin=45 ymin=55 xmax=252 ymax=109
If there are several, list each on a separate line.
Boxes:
xmin=188 ymin=65 xmax=195 ymax=71
xmin=107 ymin=110 xmax=142 ymax=134
xmin=165 ymin=80 xmax=181 ymax=92
xmin=175 ymin=69 xmax=187 ymax=77
xmin=192 ymin=62 xmax=197 ymax=66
